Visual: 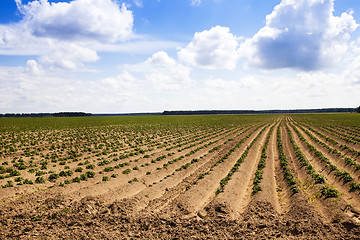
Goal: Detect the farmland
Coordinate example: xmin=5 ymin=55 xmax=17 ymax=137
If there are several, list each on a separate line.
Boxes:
xmin=0 ymin=114 xmax=360 ymax=239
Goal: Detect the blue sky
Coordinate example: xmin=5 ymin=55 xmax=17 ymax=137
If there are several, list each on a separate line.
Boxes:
xmin=0 ymin=0 xmax=360 ymax=113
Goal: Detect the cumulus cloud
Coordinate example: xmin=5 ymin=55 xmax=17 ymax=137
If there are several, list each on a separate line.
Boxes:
xmin=0 ymin=66 xmax=78 ymax=112
xmin=344 ymin=57 xmax=360 ymax=85
xmin=15 ymin=0 xmax=133 ymax=42
xmin=0 ymin=65 xmax=144 ymax=113
xmin=100 ymin=71 xmax=137 ymax=89
xmin=0 ymin=0 xmax=135 ymax=71
xmin=178 ymin=26 xmax=240 ymax=70
xmin=146 ymin=51 xmax=177 ymax=66
xmin=26 ymin=59 xmax=42 ymax=75
xmin=0 ymin=29 xmax=99 ymax=71
xmin=341 ymin=38 xmax=360 ymax=85
xmin=121 ymin=51 xmax=192 ymax=91
xmin=38 ymin=42 xmax=99 ymax=70
xmin=239 ymin=0 xmax=358 ymax=71
xmin=145 ymin=51 xmax=191 ymax=90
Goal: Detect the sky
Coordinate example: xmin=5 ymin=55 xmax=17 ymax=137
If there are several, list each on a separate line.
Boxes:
xmin=0 ymin=0 xmax=360 ymax=113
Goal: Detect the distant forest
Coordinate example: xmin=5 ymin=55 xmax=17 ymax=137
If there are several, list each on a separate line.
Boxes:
xmin=0 ymin=108 xmax=358 ymax=118
xmin=0 ymin=112 xmax=92 ymax=118
xmin=162 ymin=108 xmax=358 ymax=115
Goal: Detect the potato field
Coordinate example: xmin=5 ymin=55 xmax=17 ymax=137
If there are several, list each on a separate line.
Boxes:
xmin=0 ymin=114 xmax=360 ymax=239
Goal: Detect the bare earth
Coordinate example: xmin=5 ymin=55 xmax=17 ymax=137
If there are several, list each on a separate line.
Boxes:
xmin=1 ymin=118 xmax=359 ymax=239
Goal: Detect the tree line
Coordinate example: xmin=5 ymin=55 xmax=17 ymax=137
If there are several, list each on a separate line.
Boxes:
xmin=1 ymin=108 xmax=358 ymax=118
xmin=0 ymin=112 xmax=92 ymax=118
xmin=163 ymin=108 xmax=358 ymax=115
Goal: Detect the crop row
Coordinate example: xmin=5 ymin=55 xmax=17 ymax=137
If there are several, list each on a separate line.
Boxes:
xmin=0 ymin=115 xmax=278 ymax=189
xmin=277 ymin=122 xmax=299 ymax=194
xmin=147 ymin=127 xmax=257 ymax=187
xmin=184 ymin=124 xmax=266 ymax=192
xmin=339 ymin=125 xmax=360 ymax=138
xmin=285 ymin=122 xmax=342 ymax=198
xmin=319 ymin=126 xmax=360 ymax=145
xmin=285 ymin=123 xmax=326 ymax=184
xmin=252 ymin=124 xmax=276 ymax=195
xmin=215 ymin=124 xmax=268 ymax=195
xmin=293 ymin=120 xmax=360 ymax=157
xmin=0 ymin=126 xmax=231 ymax=187
xmin=292 ymin=121 xmax=360 ymax=171
xmin=126 ymin=127 xmax=256 ymax=187
xmin=289 ymin=123 xmax=360 ymax=191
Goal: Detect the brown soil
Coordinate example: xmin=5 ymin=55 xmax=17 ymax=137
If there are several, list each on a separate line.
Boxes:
xmin=209 ymin=124 xmax=272 ymax=219
xmin=1 ymin=121 xmax=359 ymax=239
xmin=283 ymin=122 xmax=358 ymax=223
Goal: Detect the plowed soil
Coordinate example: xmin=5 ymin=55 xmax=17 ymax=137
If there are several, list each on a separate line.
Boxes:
xmin=1 ymin=117 xmax=359 ymax=239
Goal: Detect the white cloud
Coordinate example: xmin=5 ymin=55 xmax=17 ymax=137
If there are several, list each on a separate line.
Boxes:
xmin=191 ymin=0 xmax=202 ymax=6
xmin=344 ymin=57 xmax=360 ymax=85
xmin=204 ymin=77 xmax=241 ymax=96
xmin=0 ymin=0 xmax=136 ymax=71
xmin=341 ymin=38 xmax=360 ymax=85
xmin=133 ymin=0 xmax=143 ymax=8
xmin=95 ymin=71 xmax=140 ymax=109
xmin=145 ymin=51 xmax=192 ymax=90
xmin=0 ymin=25 xmax=44 ymax=55
xmin=16 ymin=0 xmax=133 ymax=42
xmin=0 ymin=65 xmax=144 ymax=113
xmin=2 ymin=0 xmax=360 ymax=114
xmin=120 ymin=51 xmax=192 ymax=91
xmin=178 ymin=26 xmax=240 ymax=70
xmin=190 ymin=0 xmax=223 ymax=7
xmin=196 ymin=68 xmax=360 ymax=110
xmin=0 ymin=66 xmax=77 ymax=112
xmin=0 ymin=24 xmax=181 ymax=57
xmin=239 ymin=0 xmax=358 ymax=71
xmin=146 ymin=51 xmax=177 ymax=66
xmin=100 ymin=71 xmax=137 ymax=89
xmin=0 ymin=26 xmax=99 ymax=71
xmin=26 ymin=60 xmax=42 ymax=75
xmin=38 ymin=42 xmax=99 ymax=70
xmin=1 ymin=59 xmax=359 ymax=113
xmin=203 ymin=75 xmax=262 ymax=96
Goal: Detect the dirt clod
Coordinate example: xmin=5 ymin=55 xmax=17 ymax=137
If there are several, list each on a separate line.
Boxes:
xmin=198 ymin=210 xmax=207 ymax=219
